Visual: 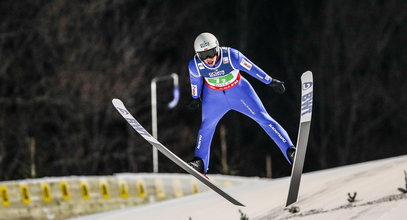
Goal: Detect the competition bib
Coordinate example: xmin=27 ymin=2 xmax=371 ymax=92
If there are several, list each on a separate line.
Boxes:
xmin=204 ymin=70 xmax=241 ymax=91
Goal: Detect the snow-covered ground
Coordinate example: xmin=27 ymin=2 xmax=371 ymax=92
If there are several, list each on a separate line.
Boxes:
xmin=71 ymin=155 xmax=407 ymax=220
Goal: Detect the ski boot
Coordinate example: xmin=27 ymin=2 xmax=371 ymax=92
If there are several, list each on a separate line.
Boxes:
xmin=187 ymin=157 xmax=206 ymax=175
xmin=287 ymin=146 xmax=296 ymax=164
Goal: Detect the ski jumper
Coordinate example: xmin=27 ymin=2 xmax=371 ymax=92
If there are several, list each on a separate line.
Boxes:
xmin=188 ymin=47 xmax=294 ymax=173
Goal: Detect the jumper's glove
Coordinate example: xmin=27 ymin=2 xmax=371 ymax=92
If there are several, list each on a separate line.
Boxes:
xmin=269 ymin=79 xmax=285 ymax=94
xmin=187 ymin=98 xmax=202 ymax=110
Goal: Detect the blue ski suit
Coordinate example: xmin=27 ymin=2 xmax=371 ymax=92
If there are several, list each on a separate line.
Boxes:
xmin=188 ymin=47 xmax=294 ymax=172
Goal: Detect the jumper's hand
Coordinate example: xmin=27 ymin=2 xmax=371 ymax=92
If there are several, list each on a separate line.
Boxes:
xmin=187 ymin=98 xmax=202 ymax=110
xmin=269 ymin=79 xmax=285 ymax=94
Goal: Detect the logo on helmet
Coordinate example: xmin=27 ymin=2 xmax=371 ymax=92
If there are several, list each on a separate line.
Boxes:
xmin=200 ymin=41 xmax=210 ymax=48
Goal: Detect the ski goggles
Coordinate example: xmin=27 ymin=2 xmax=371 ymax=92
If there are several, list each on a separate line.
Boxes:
xmin=197 ymin=47 xmax=219 ymax=60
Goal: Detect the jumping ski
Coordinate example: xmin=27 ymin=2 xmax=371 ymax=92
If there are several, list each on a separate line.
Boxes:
xmin=286 ymin=71 xmax=313 ymax=206
xmin=112 ymin=98 xmax=245 ymax=207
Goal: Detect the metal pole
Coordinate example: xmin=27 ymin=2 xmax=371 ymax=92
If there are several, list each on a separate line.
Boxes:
xmin=266 ymin=154 xmax=272 ymax=178
xmin=171 ymin=73 xmax=179 ymax=87
xmin=168 ymin=73 xmax=179 ymax=109
xmin=151 ymin=80 xmax=158 ymax=173
xmin=29 ymin=138 xmax=36 ymax=178
xmin=150 ymin=73 xmax=180 ymax=173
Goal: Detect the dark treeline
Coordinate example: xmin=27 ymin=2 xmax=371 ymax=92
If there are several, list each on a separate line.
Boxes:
xmin=0 ymin=0 xmax=405 ymax=180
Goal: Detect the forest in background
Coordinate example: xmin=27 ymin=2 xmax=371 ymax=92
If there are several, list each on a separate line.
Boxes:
xmin=0 ymin=0 xmax=406 ymax=180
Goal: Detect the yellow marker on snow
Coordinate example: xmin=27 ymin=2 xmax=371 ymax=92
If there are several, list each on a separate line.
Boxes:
xmin=190 ymin=181 xmax=199 ymax=194
xmin=118 ymin=180 xmax=129 ymax=199
xmin=99 ymin=179 xmax=109 ymax=199
xmin=80 ymin=181 xmax=90 ymax=200
xmin=172 ymin=179 xmax=183 ymax=198
xmin=60 ymin=181 xmax=70 ymax=201
xmin=136 ymin=179 xmax=147 ymax=198
xmin=20 ymin=184 xmax=31 ymax=204
xmin=41 ymin=183 xmax=52 ymax=202
xmin=154 ymin=179 xmax=166 ymax=199
xmin=0 ymin=186 xmax=10 ymax=206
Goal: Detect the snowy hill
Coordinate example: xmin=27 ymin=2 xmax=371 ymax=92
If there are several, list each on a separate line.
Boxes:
xmin=71 ymin=155 xmax=407 ymax=220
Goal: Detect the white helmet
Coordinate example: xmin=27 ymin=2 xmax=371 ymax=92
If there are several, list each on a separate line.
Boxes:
xmin=194 ymin=32 xmax=220 ymax=60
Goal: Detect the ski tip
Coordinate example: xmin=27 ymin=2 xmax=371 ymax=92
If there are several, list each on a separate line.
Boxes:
xmin=302 ymin=70 xmax=312 ymax=77
xmin=301 ymin=71 xmax=313 ymax=82
xmin=112 ymin=98 xmax=122 ymax=105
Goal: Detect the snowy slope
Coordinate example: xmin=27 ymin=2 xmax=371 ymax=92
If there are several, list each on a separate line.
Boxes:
xmin=71 ymin=155 xmax=407 ymax=220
